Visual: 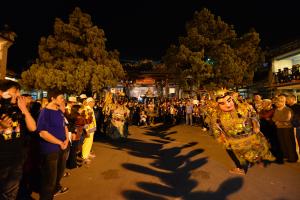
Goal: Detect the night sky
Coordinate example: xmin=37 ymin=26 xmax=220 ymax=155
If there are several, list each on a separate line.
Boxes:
xmin=1 ymin=0 xmax=300 ymax=74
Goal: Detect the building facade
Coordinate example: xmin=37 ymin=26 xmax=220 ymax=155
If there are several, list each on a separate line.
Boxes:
xmin=268 ymin=39 xmax=300 ymax=98
xmin=0 ymin=34 xmax=13 ymax=79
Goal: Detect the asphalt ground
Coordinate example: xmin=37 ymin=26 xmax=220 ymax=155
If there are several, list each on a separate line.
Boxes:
xmin=34 ymin=123 xmax=300 ymax=200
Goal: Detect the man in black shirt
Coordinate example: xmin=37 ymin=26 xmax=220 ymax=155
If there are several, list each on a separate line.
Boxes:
xmin=0 ymin=80 xmax=36 ymax=200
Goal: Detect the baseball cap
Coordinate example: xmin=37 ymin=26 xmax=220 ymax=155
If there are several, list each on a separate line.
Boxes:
xmin=80 ymin=94 xmax=87 ymax=99
xmin=86 ymin=97 xmax=95 ymax=103
xmin=68 ymin=96 xmax=77 ymax=102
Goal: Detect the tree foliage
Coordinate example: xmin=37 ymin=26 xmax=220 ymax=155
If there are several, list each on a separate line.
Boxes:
xmin=163 ymin=8 xmax=264 ymax=89
xmin=21 ymin=7 xmax=124 ymax=94
xmin=0 ymin=25 xmax=17 ymax=42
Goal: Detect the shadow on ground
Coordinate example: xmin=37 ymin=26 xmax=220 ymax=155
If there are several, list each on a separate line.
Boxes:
xmin=95 ymin=124 xmax=243 ymax=200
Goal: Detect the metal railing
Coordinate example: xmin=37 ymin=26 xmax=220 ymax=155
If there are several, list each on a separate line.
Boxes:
xmin=272 ymin=65 xmax=300 ymax=84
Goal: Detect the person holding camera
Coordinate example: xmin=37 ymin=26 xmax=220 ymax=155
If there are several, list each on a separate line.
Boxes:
xmin=0 ymin=80 xmax=36 ymax=200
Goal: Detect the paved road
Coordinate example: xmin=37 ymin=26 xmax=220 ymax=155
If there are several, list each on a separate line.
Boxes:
xmin=49 ymin=124 xmax=300 ymax=200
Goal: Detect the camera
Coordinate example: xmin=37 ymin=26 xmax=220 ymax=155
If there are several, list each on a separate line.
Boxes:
xmin=0 ymin=98 xmax=22 ymax=122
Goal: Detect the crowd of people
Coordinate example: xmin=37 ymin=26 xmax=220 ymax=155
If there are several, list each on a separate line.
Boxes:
xmin=1 ymin=79 xmax=300 ymax=199
xmin=0 ymin=81 xmax=99 ymax=200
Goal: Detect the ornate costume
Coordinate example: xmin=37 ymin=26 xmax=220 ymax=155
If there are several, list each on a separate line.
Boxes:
xmin=210 ymin=89 xmax=275 ymax=174
xmin=103 ymin=96 xmax=129 ymax=140
xmin=110 ymin=104 xmax=130 ymax=138
xmin=103 ymin=92 xmax=114 ymax=117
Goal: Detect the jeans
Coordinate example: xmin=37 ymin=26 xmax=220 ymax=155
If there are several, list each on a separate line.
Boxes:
xmin=186 ymin=113 xmax=193 ymax=125
xmin=0 ymin=161 xmax=24 ymax=200
xmin=67 ymin=141 xmax=79 ymax=169
xmin=39 ymin=149 xmax=67 ymax=200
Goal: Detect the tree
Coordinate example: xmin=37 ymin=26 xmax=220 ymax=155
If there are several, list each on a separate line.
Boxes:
xmin=163 ymin=8 xmax=264 ymax=89
xmin=21 ymin=7 xmax=124 ymax=94
xmin=0 ymin=24 xmax=17 ymax=41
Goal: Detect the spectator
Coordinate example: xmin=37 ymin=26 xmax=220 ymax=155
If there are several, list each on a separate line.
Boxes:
xmin=66 ymin=105 xmax=86 ymax=169
xmin=0 ymin=80 xmax=36 ymax=200
xmin=41 ymin=97 xmax=48 ymax=109
xmin=147 ymin=100 xmax=156 ymax=126
xmin=253 ymin=93 xmax=263 ymax=113
xmin=259 ymin=99 xmax=281 ymax=162
xmin=286 ymin=94 xmax=300 ymax=158
xmin=272 ymin=95 xmax=298 ymax=163
xmin=139 ymin=110 xmax=147 ymax=126
xmin=185 ymin=100 xmax=193 ymax=125
xmin=65 ymin=96 xmax=77 ymax=115
xmin=81 ymin=97 xmax=97 ymax=164
xmin=169 ymin=104 xmax=177 ymax=124
xmin=37 ymin=90 xmax=69 ymax=199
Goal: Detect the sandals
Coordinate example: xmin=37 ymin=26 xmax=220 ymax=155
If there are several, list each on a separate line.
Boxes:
xmin=63 ymin=172 xmax=71 ymax=177
xmin=229 ymin=168 xmax=245 ymax=175
xmin=54 ymin=186 xmax=69 ymax=196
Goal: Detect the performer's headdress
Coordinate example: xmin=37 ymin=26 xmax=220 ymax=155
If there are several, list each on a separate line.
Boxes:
xmin=214 ymin=88 xmax=232 ymax=102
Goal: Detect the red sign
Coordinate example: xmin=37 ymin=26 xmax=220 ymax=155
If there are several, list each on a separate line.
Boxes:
xmin=135 ymin=78 xmax=155 ymax=85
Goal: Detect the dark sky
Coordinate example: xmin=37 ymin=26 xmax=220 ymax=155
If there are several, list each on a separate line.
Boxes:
xmin=1 ymin=0 xmax=300 ymax=73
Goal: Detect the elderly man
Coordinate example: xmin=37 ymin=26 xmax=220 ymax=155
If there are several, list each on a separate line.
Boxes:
xmin=65 ymin=96 xmax=77 ymax=115
xmin=286 ymin=94 xmax=300 ymax=157
xmin=81 ymin=97 xmax=97 ymax=164
xmin=273 ymin=95 xmax=298 ymax=163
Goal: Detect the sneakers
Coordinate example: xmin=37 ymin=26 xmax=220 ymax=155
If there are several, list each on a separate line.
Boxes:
xmin=54 ymin=186 xmax=69 ymax=197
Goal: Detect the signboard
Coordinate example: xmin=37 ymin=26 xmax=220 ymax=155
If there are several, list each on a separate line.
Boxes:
xmin=135 ymin=77 xmax=155 ymax=85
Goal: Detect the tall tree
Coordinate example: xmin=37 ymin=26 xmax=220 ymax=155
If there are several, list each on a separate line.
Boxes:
xmin=21 ymin=7 xmax=124 ymax=94
xmin=163 ymin=8 xmax=264 ymax=89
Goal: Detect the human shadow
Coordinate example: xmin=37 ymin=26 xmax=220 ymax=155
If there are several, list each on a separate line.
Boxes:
xmin=123 ymin=177 xmax=243 ymax=200
xmin=95 ymin=136 xmax=163 ymax=159
xmin=95 ymin=124 xmax=243 ymax=199
xmin=144 ymin=124 xmax=177 ymax=141
xmin=120 ymin=124 xmax=243 ymax=199
xmin=184 ymin=177 xmax=243 ymax=200
xmin=93 ymin=124 xmax=175 ymax=160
